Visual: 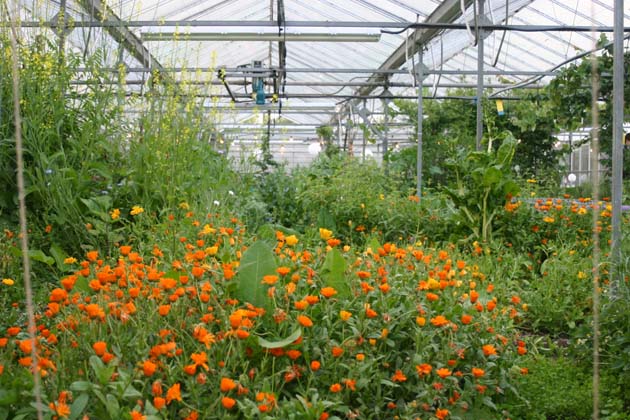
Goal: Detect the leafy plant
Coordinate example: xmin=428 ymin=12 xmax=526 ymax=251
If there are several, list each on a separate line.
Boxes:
xmin=440 ymin=133 xmax=520 ymax=243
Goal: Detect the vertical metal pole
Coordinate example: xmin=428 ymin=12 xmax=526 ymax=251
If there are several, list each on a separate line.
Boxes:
xmin=383 ymin=98 xmax=389 ymax=175
xmin=476 ymin=0 xmax=484 ymax=150
xmin=610 ymin=0 xmax=624 ymax=296
xmin=416 ymin=48 xmax=423 ymax=198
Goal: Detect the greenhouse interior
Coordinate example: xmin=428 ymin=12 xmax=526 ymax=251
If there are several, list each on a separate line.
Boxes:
xmin=0 ymin=0 xmax=629 ymax=419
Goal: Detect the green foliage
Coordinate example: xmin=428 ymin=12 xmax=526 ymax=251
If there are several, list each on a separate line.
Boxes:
xmin=439 ymin=133 xmax=520 ymax=243
xmin=235 ymin=241 xmax=278 ymax=309
xmin=502 ymin=355 xmax=592 ymax=420
xmin=546 ymin=42 xmax=630 ymax=174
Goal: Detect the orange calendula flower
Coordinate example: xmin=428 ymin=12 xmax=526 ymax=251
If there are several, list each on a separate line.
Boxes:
xmin=166 ymin=383 xmax=182 ymax=404
xmin=143 ymin=360 xmax=158 ymax=377
xmin=430 ymin=315 xmax=449 ymax=327
xmin=436 ymin=368 xmax=452 ymax=378
xmin=222 ymin=396 xmax=236 ymax=409
xmin=262 ymin=275 xmax=279 ymax=285
xmin=220 ymin=377 xmax=237 ymax=392
xmin=92 ymin=341 xmax=107 ymax=357
xmin=191 ymin=352 xmax=209 ymax=370
xmin=320 ymin=287 xmax=337 ymax=298
xmin=436 ymin=408 xmax=450 ymax=419
xmin=297 ymin=315 xmax=313 ymax=328
xmin=277 ymin=266 xmax=291 ymax=276
xmin=329 ymin=383 xmax=343 ymax=393
xmin=391 ymin=370 xmax=407 ymax=382
xmin=339 ymin=310 xmax=352 ymax=321
xmin=331 ymin=346 xmax=344 ymax=357
xmin=310 ymin=360 xmax=321 ymax=371
xmin=472 ymin=367 xmax=485 ymax=378
xmin=482 ymin=344 xmax=497 ymax=356
xmin=416 ymin=363 xmax=432 ymax=377
xmin=130 ymin=410 xmax=146 ymax=420
xmin=158 ymin=305 xmax=171 ymax=316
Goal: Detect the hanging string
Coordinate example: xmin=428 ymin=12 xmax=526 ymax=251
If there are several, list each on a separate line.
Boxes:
xmin=6 ymin=1 xmax=44 ymax=419
xmin=589 ymin=1 xmax=601 ymax=418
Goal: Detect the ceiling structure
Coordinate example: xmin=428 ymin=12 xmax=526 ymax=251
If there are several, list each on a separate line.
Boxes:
xmin=11 ymin=0 xmax=630 ymax=149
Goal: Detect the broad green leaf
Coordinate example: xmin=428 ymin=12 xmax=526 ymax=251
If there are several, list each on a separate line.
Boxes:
xmin=49 ymin=244 xmax=67 ymax=269
xmin=317 ymin=208 xmax=336 ymax=231
xmin=69 ymin=394 xmax=89 ymax=420
xmin=322 ymin=248 xmax=349 ymax=297
xmin=70 ymin=381 xmax=93 ymax=392
xmin=0 ymin=389 xmax=17 ymax=406
xmin=106 ymin=394 xmax=120 ymax=418
xmin=235 ymin=241 xmax=277 ymax=308
xmin=257 ymin=328 xmax=302 ymax=349
xmin=482 ymin=166 xmax=502 ymax=187
xmin=27 ymin=249 xmax=54 ymax=266
xmin=496 ymin=134 xmax=516 ymax=166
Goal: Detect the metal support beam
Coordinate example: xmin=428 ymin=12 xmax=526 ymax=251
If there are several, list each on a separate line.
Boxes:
xmin=610 ymin=0 xmax=624 ymax=296
xmin=75 ymin=66 xmax=557 ymax=76
xmin=11 ymin=20 xmax=627 ymax=32
xmin=331 ymin=0 xmax=474 ymax=127
xmin=416 ymin=48 xmax=424 ymax=198
xmin=77 ymin=0 xmax=168 ymax=79
xmin=476 ymin=0 xmax=485 ymax=150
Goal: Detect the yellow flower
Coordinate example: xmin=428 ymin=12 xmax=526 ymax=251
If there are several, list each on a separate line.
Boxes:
xmin=526 ymin=179 xmax=537 ymax=183
xmin=179 ymin=202 xmax=190 ymax=210
xmin=285 ymin=235 xmax=298 ymax=246
xmin=63 ymin=257 xmax=77 ymax=264
xmin=130 ymin=206 xmax=144 ymax=216
xmin=543 ymin=216 xmax=555 ymax=223
xmin=110 ymin=208 xmax=120 ymax=220
xmin=339 ymin=310 xmax=352 ymax=321
xmin=319 ymin=228 xmax=333 ymax=240
xmin=2 ymin=278 xmax=14 ymax=286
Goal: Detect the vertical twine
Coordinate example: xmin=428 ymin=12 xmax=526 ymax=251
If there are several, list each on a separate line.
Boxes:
xmin=589 ymin=4 xmax=601 ymax=417
xmin=6 ymin=2 xmax=45 ymax=419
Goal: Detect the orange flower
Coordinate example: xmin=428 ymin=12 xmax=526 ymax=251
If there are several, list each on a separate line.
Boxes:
xmin=426 ymin=292 xmax=439 ymax=302
xmin=222 ymin=396 xmax=236 ymax=409
xmin=461 ymin=314 xmax=472 ymax=325
xmin=158 ymin=305 xmax=171 ymax=316
xmin=262 ymin=275 xmax=279 ymax=285
xmin=220 ymin=377 xmax=237 ymax=392
xmin=356 ymin=271 xmax=371 ymax=279
xmin=391 ymin=370 xmax=407 ymax=382
xmin=153 ymin=397 xmax=166 ymax=410
xmin=416 ymin=316 xmax=426 ymax=326
xmin=92 ymin=341 xmax=107 ymax=357
xmin=320 ymin=287 xmax=337 ymax=298
xmin=310 ymin=360 xmax=321 ymax=371
xmin=365 ymin=307 xmax=378 ymax=318
xmin=130 ymin=410 xmax=147 ymax=420
xmin=142 ymin=360 xmax=157 ymax=377
xmin=436 ymin=368 xmax=452 ymax=378
xmin=277 ymin=266 xmax=291 ymax=276
xmin=297 ymin=315 xmax=313 ymax=328
xmin=471 ymin=367 xmax=485 ymax=378
xmin=517 ymin=346 xmax=527 ymax=355
xmin=166 ymin=383 xmax=182 ymax=404
xmin=436 ymin=408 xmax=450 ymax=419
xmin=86 ymin=250 xmax=99 ymax=262
xmin=416 ymin=363 xmax=432 ymax=377
xmin=329 ymin=383 xmax=342 ymax=393
xmin=482 ymin=344 xmax=497 ymax=356
xmin=49 ymin=401 xmax=71 ymax=418
xmin=339 ymin=310 xmax=352 ymax=321
xmin=191 ymin=352 xmax=209 ymax=370
xmin=430 ymin=315 xmax=449 ymax=327
xmin=331 ymin=346 xmax=344 ymax=357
